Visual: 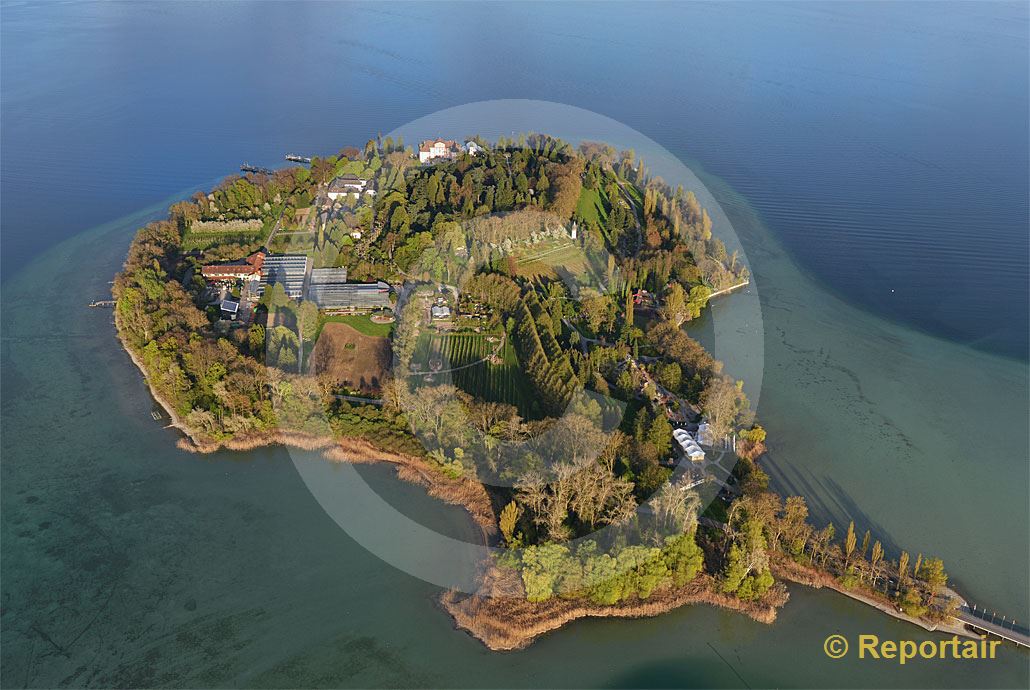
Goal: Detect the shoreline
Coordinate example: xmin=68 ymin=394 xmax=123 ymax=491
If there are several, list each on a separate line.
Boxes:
xmin=116 ymin=313 xmax=195 ymax=440
xmin=116 ymin=315 xmax=793 ymax=648
xmin=706 ymin=279 xmax=750 ymax=300
xmin=436 ymin=552 xmax=977 ymax=653
xmin=440 ymin=566 xmax=783 ymax=652
xmin=770 ymin=557 xmax=975 ymax=640
xmin=116 ymin=315 xmax=499 ymax=544
xmin=115 ymin=303 xmax=979 ymax=652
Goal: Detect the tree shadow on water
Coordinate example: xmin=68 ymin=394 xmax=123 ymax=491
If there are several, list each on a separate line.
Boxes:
xmin=763 ymin=455 xmax=903 ymax=558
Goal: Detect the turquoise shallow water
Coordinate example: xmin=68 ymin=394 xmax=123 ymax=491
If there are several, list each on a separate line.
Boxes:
xmin=1 ymin=190 xmax=1026 ymax=688
xmin=689 ymin=171 xmax=1030 ymax=621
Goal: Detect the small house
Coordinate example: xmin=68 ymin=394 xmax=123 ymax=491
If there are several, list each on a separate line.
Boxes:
xmin=220 ymin=299 xmax=240 ymax=320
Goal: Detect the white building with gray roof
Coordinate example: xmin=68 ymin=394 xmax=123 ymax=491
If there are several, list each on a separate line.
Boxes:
xmin=673 ymin=428 xmax=706 ymax=463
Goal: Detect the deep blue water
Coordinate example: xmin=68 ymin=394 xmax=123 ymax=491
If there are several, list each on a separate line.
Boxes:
xmin=2 ymin=1 xmax=1027 ymax=358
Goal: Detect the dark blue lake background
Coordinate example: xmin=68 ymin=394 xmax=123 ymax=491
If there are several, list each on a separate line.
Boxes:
xmin=3 ymin=1 xmax=1027 ymax=358
xmin=2 ymin=3 xmax=1028 ymax=688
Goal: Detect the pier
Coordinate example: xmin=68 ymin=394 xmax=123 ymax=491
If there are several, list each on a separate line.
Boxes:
xmin=956 ymin=603 xmax=1030 ymax=648
xmin=707 ymin=279 xmax=750 ymax=299
xmin=88 ymin=300 xmax=116 ymax=308
xmin=240 ymin=162 xmax=273 ymax=175
xmin=285 ymin=153 xmax=312 ymax=164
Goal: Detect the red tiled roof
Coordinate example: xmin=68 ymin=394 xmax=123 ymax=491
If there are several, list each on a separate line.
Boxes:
xmin=418 ymin=139 xmax=458 ymax=153
xmin=201 ymin=251 xmax=264 ymax=278
xmin=202 ymin=264 xmax=258 ymax=277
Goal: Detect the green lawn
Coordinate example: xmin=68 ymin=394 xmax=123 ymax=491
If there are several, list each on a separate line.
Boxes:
xmin=317 ymin=314 xmax=394 ymax=340
xmin=514 ymin=241 xmax=588 ymax=281
xmin=575 ymin=186 xmax=609 ymax=227
xmin=701 ymin=488 xmax=729 ymax=524
xmin=268 ymin=232 xmax=316 ymax=255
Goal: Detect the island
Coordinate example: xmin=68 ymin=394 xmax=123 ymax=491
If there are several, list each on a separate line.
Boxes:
xmin=113 ymin=133 xmax=976 ymax=651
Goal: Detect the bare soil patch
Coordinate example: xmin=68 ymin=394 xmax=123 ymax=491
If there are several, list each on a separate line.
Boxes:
xmin=309 ymin=322 xmax=391 ymax=394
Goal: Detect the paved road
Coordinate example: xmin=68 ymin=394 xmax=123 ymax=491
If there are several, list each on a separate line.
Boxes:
xmin=955 ymin=605 xmax=1030 ymax=648
xmin=264 ymin=204 xmax=288 ymax=246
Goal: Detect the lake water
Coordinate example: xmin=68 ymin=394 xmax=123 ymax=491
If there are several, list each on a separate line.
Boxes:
xmin=2 ymin=2 xmax=1027 ymax=687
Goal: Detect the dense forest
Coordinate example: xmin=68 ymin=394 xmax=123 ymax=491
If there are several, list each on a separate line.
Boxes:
xmin=114 ymin=133 xmax=952 ymax=621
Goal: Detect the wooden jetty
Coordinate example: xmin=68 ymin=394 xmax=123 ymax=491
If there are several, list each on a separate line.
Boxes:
xmin=240 ymin=162 xmax=274 ymax=175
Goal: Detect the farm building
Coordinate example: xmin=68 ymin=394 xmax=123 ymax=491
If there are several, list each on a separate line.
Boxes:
xmin=309 ymin=267 xmax=348 ymax=284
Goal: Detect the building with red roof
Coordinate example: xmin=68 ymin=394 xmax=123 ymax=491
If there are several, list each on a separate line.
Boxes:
xmin=200 ymin=250 xmax=265 ymax=283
